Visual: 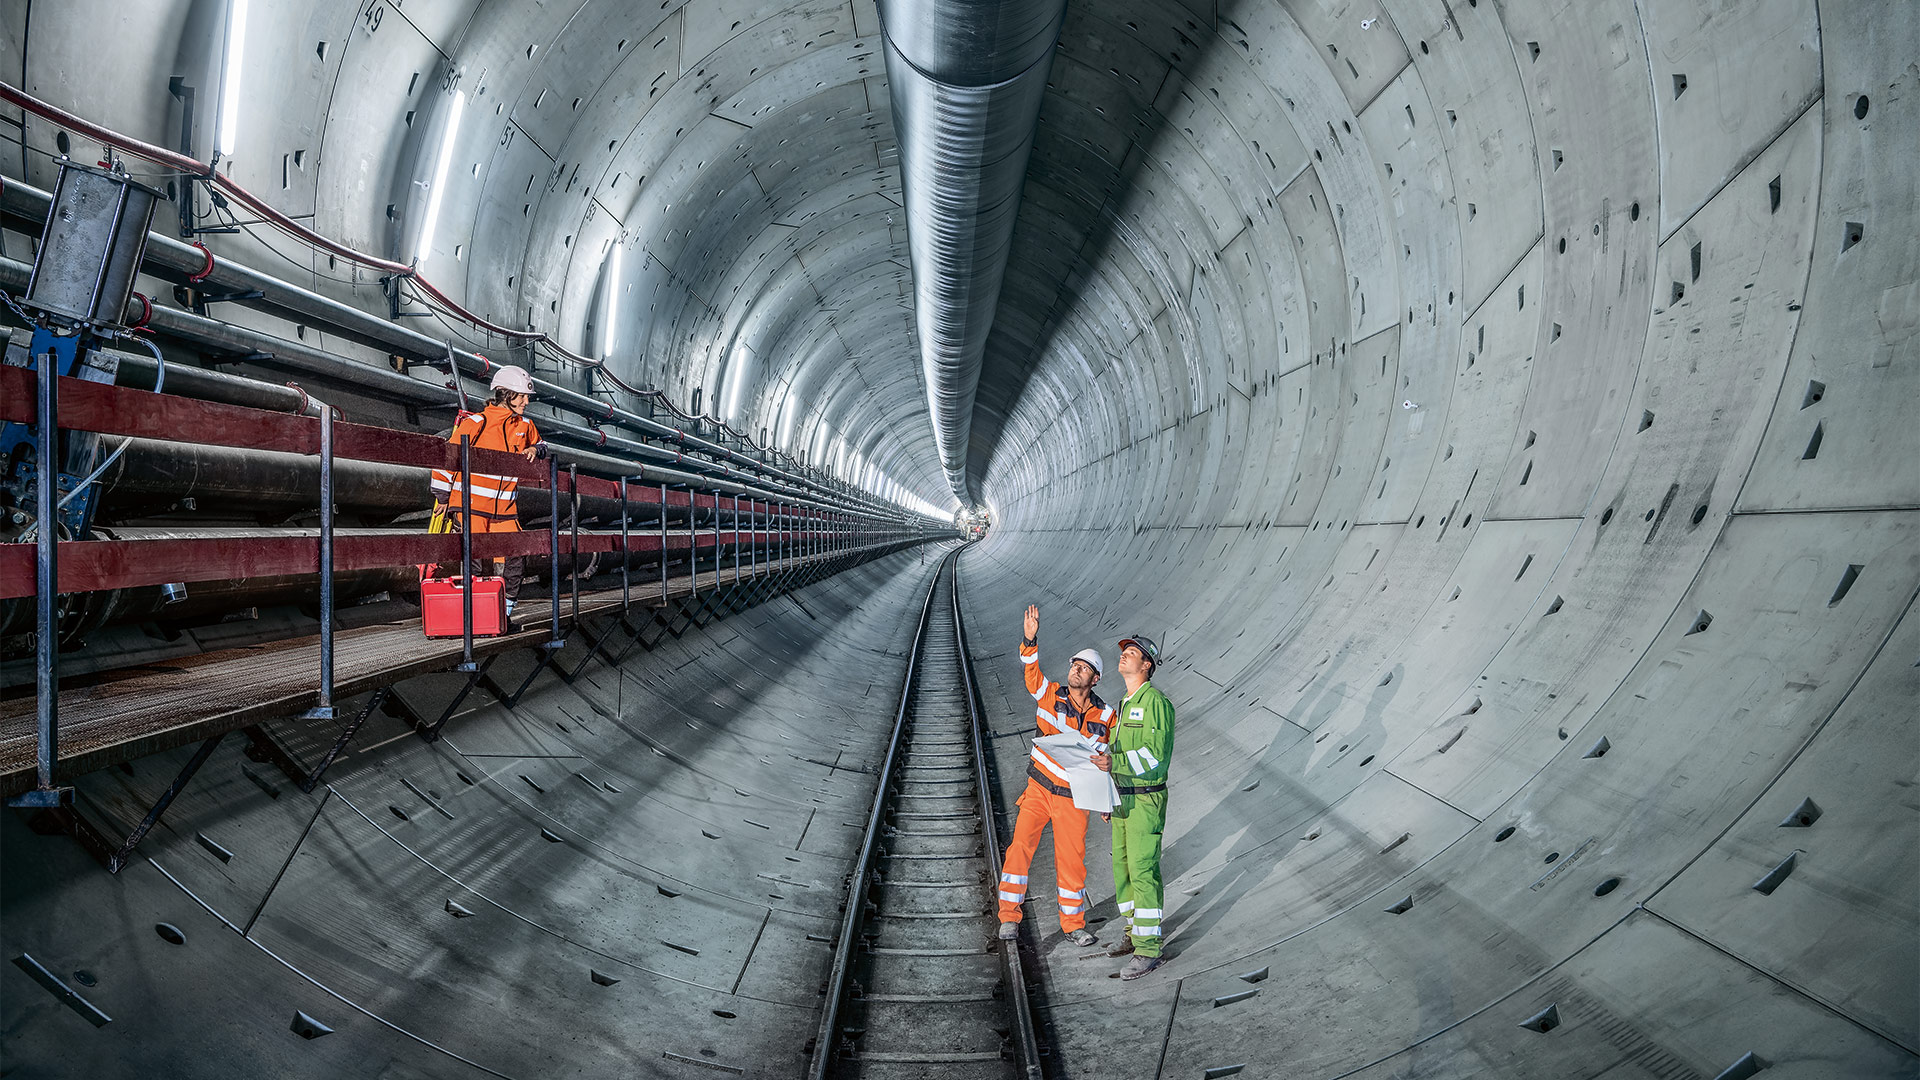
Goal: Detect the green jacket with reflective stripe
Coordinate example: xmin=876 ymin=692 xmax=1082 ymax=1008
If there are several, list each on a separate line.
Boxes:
xmin=1109 ymin=682 xmax=1174 ymax=788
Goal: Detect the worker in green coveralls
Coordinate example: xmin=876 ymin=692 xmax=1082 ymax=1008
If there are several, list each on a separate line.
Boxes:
xmin=1090 ymin=632 xmax=1174 ymax=979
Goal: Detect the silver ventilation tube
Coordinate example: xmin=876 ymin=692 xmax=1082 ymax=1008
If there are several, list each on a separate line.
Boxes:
xmin=879 ymin=0 xmax=1067 ymax=505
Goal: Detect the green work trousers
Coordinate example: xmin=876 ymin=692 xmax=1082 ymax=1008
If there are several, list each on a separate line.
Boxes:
xmin=1110 ymin=790 xmax=1167 ymax=957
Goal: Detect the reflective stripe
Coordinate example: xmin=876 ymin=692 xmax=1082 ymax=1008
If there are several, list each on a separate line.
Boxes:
xmin=1126 ymin=748 xmax=1148 ymax=773
xmin=1134 ymin=925 xmax=1162 ymax=937
xmin=1140 ymin=748 xmax=1161 ymax=770
xmin=1001 ymin=873 xmax=1029 ymax=885
xmin=1059 ymin=903 xmax=1085 ymax=915
xmin=1058 ymin=888 xmax=1086 ymax=899
xmin=1133 ymin=908 xmax=1163 ymax=919
xmin=1030 ymin=748 xmax=1072 ymax=781
xmin=1020 ymin=653 xmax=1038 ymax=664
xmin=1117 ymin=901 xmax=1135 ymax=913
xmin=997 ymin=891 xmax=1024 ymax=903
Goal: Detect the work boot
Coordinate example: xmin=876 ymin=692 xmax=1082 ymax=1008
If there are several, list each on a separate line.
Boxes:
xmin=1066 ymin=928 xmax=1098 ymax=947
xmin=1107 ymin=934 xmax=1135 ymax=957
xmin=997 ymin=921 xmax=1020 ymax=941
xmin=1119 ymin=954 xmax=1163 ymax=980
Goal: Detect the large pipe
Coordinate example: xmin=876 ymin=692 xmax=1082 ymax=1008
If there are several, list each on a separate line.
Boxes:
xmin=1 ymin=252 xmax=921 ymax=525
xmin=0 ymin=180 xmax=919 ymax=520
xmin=879 ymin=0 xmax=1066 ymax=504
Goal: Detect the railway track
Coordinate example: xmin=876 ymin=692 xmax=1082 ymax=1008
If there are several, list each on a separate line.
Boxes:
xmin=810 ymin=548 xmax=1042 ymax=1079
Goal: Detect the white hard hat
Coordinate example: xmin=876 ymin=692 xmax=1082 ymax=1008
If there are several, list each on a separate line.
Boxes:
xmin=489 ymin=365 xmax=535 ymax=395
xmin=1070 ymin=648 xmax=1103 ymax=677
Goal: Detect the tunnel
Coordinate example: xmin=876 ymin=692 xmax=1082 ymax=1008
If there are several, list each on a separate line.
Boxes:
xmin=1 ymin=1 xmax=1915 ymax=1078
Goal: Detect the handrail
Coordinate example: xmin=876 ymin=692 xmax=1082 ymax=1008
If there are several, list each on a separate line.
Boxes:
xmin=808 ymin=547 xmax=954 ymax=1080
xmin=0 ymin=368 xmax=928 ymax=597
xmin=953 ymin=543 xmax=1044 ymax=1077
xmin=0 ymin=365 xmax=924 ymax=517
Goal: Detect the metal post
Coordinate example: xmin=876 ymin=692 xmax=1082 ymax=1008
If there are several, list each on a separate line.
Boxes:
xmin=660 ymin=482 xmax=669 ymax=601
xmin=619 ymin=477 xmax=630 ymax=612
xmin=568 ymin=464 xmax=580 ymax=625
xmin=458 ymin=434 xmax=475 ymax=672
xmin=548 ymin=455 xmax=563 ymax=648
xmin=712 ymin=490 xmax=721 ymax=594
xmin=22 ymin=349 xmax=63 ymax=804
xmin=690 ymin=490 xmax=699 ymax=601
xmin=734 ymin=493 xmax=741 ymax=584
xmin=313 ymin=403 xmax=336 ymax=714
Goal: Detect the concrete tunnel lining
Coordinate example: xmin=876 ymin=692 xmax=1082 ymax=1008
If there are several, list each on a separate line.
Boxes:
xmin=2 ymin=0 xmax=1916 ymax=1077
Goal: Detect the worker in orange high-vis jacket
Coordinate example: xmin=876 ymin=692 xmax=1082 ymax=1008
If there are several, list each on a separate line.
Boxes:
xmin=996 ymin=603 xmax=1113 ymax=948
xmin=429 ymin=365 xmax=546 ymax=619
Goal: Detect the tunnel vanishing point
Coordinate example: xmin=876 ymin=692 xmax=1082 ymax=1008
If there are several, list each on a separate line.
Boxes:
xmin=0 ymin=0 xmax=1915 ymax=1078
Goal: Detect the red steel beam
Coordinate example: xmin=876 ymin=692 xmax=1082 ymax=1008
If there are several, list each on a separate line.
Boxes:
xmin=0 ymin=530 xmax=814 ymax=598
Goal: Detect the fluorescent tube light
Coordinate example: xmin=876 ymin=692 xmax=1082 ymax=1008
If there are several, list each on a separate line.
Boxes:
xmin=414 ymin=88 xmax=466 ymax=264
xmin=216 ymin=0 xmax=249 ymax=156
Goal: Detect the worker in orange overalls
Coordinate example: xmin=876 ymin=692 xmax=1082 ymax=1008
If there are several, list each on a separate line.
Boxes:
xmin=429 ymin=365 xmax=545 ymax=619
xmin=996 ymin=602 xmax=1112 ymax=947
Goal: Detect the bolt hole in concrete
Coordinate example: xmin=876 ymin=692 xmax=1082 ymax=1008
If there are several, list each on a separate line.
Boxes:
xmin=155 ymin=924 xmax=185 ymax=945
xmin=1495 ymin=827 xmax=1516 ymax=842
xmin=712 ymin=1010 xmax=736 ymax=1019
xmin=73 ymin=970 xmax=96 ymax=987
xmin=289 ymin=1011 xmax=334 ymax=1039
xmin=1519 ymin=1003 xmax=1560 ymax=1033
xmin=1544 ymin=852 xmax=1560 ymax=864
xmin=1854 ymin=94 xmax=1870 ymax=119
xmin=1593 ymin=877 xmax=1621 ymax=897
xmin=1779 ymin=797 xmax=1823 ymax=828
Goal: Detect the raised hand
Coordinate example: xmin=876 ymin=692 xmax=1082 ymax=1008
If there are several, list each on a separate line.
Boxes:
xmin=1023 ymin=603 xmax=1039 ymax=641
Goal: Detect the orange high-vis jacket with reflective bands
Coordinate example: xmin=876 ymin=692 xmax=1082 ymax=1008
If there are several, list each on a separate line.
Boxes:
xmin=430 ymin=404 xmax=541 ymax=525
xmin=1020 ymin=639 xmax=1113 ymax=796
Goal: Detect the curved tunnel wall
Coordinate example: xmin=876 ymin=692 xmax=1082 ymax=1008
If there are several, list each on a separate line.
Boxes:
xmin=2 ymin=0 xmax=1916 ymax=1077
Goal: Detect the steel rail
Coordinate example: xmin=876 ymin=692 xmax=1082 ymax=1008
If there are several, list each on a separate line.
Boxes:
xmin=953 ymin=544 xmax=1043 ymax=1078
xmin=808 ymin=546 xmax=954 ymax=1080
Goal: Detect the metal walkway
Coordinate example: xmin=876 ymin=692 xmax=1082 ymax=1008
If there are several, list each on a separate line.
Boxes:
xmin=0 ymin=545 xmax=901 ymax=799
xmin=812 ymin=550 xmax=1041 ymax=1078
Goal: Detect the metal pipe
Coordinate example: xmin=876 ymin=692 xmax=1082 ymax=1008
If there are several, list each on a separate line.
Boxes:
xmin=108 ymin=344 xmax=324 ymax=416
xmin=659 ymin=482 xmax=668 ymax=600
xmin=879 ymin=0 xmax=1066 ymax=503
xmin=34 ymin=347 xmax=58 ymax=794
xmin=0 ymin=197 xmax=918 ymax=519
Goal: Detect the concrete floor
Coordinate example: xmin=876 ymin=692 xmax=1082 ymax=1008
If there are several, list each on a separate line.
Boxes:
xmin=3 ymin=0 xmax=1916 ymax=1077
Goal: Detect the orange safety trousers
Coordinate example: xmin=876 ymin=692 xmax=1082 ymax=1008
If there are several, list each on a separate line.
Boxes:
xmin=997 ymin=778 xmax=1090 ymax=931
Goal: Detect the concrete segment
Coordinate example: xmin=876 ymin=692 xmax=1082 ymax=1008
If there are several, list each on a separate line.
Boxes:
xmin=4 ymin=1 xmax=1917 ymax=1077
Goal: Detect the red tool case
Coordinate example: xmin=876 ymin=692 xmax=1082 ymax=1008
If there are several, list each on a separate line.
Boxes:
xmin=421 ymin=577 xmax=507 ymax=637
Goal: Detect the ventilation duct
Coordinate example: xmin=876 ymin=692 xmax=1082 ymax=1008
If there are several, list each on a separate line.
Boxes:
xmin=879 ymin=0 xmax=1067 ymax=504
